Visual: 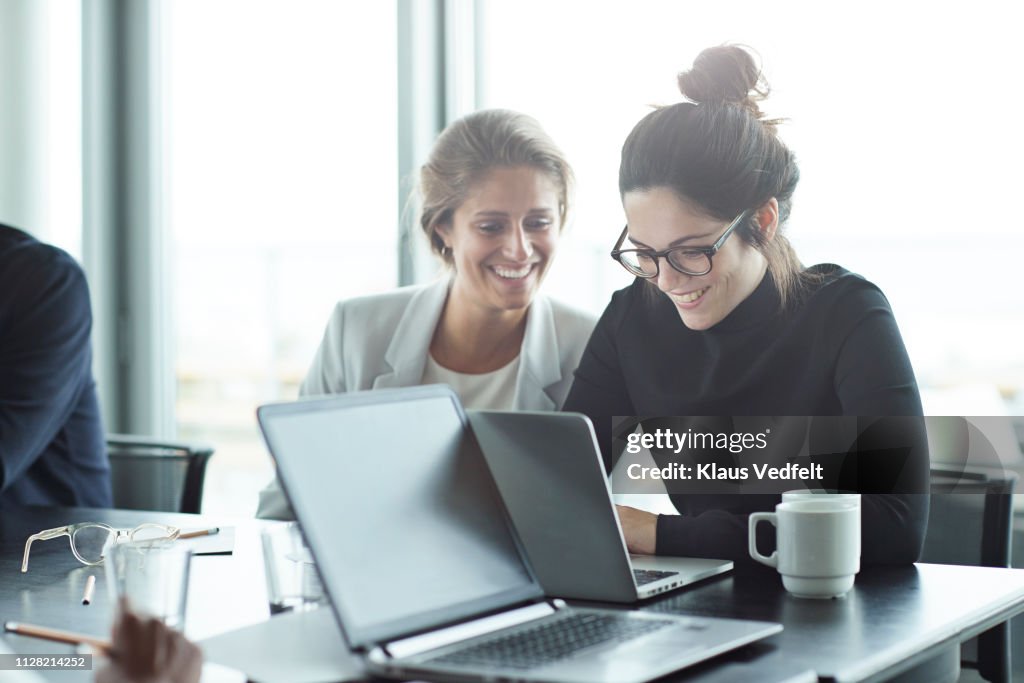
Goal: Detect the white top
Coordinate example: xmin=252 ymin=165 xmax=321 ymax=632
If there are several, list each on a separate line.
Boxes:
xmin=296 ymin=278 xmax=596 ymax=411
xmin=255 ymin=278 xmax=598 ymax=520
xmin=421 ymin=354 xmax=521 ymax=410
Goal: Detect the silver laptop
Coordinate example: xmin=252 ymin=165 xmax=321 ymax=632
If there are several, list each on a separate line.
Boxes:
xmin=257 ymin=385 xmax=780 ymax=683
xmin=468 ymin=410 xmax=732 ymax=602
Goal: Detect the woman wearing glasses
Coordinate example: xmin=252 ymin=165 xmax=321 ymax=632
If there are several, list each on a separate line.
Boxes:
xmin=563 ymin=45 xmax=929 ymax=563
xmin=257 ymin=109 xmax=595 ymax=519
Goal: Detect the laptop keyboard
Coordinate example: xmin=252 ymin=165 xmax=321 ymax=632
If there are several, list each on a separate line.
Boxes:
xmin=425 ymin=611 xmax=676 ymax=671
xmin=634 ymin=568 xmax=679 ymax=586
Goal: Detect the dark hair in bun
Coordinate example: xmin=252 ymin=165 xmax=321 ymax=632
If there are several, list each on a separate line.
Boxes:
xmin=678 ymin=44 xmax=771 ymax=124
xmin=620 ymin=44 xmax=807 ymax=307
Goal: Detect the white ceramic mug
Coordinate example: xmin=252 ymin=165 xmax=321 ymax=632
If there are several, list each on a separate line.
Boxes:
xmin=749 ymin=497 xmax=861 ymax=599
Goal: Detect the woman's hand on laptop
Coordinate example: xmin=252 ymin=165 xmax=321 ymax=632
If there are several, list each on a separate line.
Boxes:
xmin=615 ymin=505 xmax=658 ymax=555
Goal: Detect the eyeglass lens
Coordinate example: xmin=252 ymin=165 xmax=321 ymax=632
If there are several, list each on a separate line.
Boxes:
xmin=131 ymin=524 xmax=176 ymax=542
xmin=667 ymin=250 xmax=712 ymax=275
xmin=71 ymin=525 xmax=115 ymax=564
xmin=70 ymin=524 xmax=174 ymax=564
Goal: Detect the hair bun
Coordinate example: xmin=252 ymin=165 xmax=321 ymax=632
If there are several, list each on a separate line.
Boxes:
xmin=677 ymin=45 xmax=768 ymax=117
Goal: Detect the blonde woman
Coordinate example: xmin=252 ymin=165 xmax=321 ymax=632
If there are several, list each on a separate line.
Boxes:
xmin=258 ymin=110 xmax=595 ymax=519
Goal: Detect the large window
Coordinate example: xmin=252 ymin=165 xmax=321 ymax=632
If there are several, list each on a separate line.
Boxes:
xmin=166 ymin=1 xmax=398 ymax=515
xmin=0 ymin=0 xmax=81 ymax=256
xmin=478 ymin=0 xmax=1024 ymax=414
xmin=12 ymin=2 xmax=1021 ymax=519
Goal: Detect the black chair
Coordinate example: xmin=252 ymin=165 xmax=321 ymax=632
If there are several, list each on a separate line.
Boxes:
xmin=921 ymin=465 xmax=1017 ymax=683
xmin=107 ymin=434 xmax=215 ymax=514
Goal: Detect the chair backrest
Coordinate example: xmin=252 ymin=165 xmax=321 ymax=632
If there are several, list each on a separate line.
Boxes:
xmin=921 ymin=465 xmax=1017 ymax=683
xmin=107 ymin=434 xmax=215 ymax=514
xmin=922 ymin=466 xmax=1016 ymax=568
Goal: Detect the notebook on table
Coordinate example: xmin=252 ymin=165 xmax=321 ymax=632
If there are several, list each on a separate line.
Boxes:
xmin=257 ymin=385 xmax=780 ymax=683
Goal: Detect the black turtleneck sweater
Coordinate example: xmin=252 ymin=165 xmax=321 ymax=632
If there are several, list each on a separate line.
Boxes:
xmin=563 ymin=264 xmax=929 ymax=564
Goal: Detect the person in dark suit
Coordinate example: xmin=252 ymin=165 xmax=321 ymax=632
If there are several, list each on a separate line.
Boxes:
xmin=0 ymin=223 xmax=110 ymax=508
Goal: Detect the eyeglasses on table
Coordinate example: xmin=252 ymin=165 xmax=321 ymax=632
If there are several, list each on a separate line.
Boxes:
xmin=21 ymin=522 xmax=181 ymax=573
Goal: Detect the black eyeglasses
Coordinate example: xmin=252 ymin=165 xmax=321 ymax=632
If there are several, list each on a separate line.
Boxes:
xmin=610 ymin=210 xmax=751 ymax=278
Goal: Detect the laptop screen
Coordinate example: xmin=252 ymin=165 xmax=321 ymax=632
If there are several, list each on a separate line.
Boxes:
xmin=259 ymin=386 xmax=542 ymax=648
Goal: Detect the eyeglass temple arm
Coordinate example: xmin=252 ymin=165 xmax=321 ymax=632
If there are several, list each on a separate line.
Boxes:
xmin=21 ymin=527 xmax=70 ymax=573
xmin=610 ymin=226 xmax=629 ymax=256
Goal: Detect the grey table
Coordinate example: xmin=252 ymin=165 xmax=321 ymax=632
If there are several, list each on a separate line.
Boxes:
xmin=642 ymin=562 xmax=1024 ymax=682
xmin=4 ymin=505 xmax=1024 ymax=682
xmin=1 ymin=506 xmax=270 ymax=682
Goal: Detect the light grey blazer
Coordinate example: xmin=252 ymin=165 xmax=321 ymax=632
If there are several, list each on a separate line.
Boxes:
xmin=256 ymin=278 xmax=597 ymax=519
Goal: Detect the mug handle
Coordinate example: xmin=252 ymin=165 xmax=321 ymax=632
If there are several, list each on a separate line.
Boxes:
xmin=749 ymin=512 xmax=778 ymax=567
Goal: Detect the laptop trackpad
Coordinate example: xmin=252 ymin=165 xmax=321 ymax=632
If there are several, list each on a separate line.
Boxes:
xmin=598 ymin=628 xmax=704 ymax=661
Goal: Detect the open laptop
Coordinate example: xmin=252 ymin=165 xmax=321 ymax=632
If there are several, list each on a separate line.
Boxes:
xmin=257 ymin=385 xmax=780 ymax=683
xmin=467 ymin=410 xmax=732 ymax=602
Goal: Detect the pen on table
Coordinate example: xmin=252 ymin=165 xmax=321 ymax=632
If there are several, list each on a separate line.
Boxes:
xmin=4 ymin=621 xmax=111 ymax=655
xmin=179 ymin=527 xmax=220 ymax=540
xmin=82 ymin=575 xmax=96 ymax=605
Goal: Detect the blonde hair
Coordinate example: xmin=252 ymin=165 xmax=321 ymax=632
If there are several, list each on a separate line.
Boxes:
xmin=419 ymin=109 xmax=574 ymax=265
